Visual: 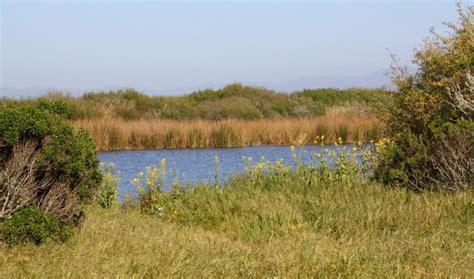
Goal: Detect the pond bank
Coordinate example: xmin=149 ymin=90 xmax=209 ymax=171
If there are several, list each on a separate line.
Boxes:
xmin=98 ymin=144 xmax=365 ymax=199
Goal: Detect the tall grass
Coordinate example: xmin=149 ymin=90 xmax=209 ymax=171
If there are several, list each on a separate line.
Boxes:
xmin=74 ymin=106 xmax=382 ymax=150
xmin=1 ymin=152 xmax=472 ymax=277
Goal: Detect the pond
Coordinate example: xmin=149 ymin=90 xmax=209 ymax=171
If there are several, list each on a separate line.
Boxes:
xmin=98 ymin=144 xmax=361 ymax=199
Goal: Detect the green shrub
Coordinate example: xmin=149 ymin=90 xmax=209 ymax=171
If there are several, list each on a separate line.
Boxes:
xmin=216 ymin=97 xmax=262 ymax=120
xmin=0 ymin=100 xmax=102 ymax=226
xmin=375 ymin=121 xmax=473 ymax=190
xmin=0 ymin=206 xmax=73 ymax=245
xmin=375 ymin=5 xmax=473 ymax=191
xmin=3 ymin=83 xmax=390 ymax=121
xmin=37 ymin=97 xmax=72 ymax=119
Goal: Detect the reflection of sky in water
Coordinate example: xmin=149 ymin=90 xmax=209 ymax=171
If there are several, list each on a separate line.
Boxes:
xmin=99 ymin=144 xmax=369 ymax=199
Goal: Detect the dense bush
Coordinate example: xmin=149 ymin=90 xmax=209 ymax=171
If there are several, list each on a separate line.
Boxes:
xmin=1 ymin=85 xmax=391 ymax=121
xmin=375 ymin=4 xmax=473 ymax=191
xmin=0 ymin=100 xmax=102 ymax=243
xmin=198 ymin=96 xmax=263 ymax=120
xmin=0 ymin=206 xmax=72 ymax=245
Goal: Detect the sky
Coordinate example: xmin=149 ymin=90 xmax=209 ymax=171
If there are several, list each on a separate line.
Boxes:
xmin=0 ymin=0 xmax=468 ymax=96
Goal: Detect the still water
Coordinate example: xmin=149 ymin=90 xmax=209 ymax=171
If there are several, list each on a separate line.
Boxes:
xmin=98 ymin=144 xmax=357 ymax=198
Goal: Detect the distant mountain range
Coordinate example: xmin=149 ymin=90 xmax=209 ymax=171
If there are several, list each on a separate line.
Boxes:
xmin=1 ymin=69 xmax=397 ymax=98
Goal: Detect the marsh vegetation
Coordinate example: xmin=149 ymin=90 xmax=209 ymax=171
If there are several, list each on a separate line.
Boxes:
xmin=2 ymin=86 xmax=389 ymax=150
xmin=77 ymin=106 xmax=381 ymax=150
xmin=0 ymin=3 xmax=473 ymax=278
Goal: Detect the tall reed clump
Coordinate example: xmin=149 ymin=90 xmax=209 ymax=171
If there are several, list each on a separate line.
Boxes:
xmin=0 ymin=100 xmax=102 ymax=244
xmin=74 ymin=107 xmax=383 ymax=151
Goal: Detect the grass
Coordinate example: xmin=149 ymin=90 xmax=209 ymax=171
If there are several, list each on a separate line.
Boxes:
xmin=1 ymin=160 xmax=472 ymax=277
xmin=74 ymin=106 xmax=382 ymax=150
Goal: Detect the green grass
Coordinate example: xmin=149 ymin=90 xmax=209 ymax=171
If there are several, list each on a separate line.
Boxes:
xmin=1 ymin=164 xmax=472 ymax=277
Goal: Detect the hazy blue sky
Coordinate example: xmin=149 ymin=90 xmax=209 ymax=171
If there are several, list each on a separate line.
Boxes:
xmin=0 ymin=1 xmax=467 ymax=95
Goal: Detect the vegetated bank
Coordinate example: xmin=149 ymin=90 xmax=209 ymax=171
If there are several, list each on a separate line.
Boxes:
xmin=1 ymin=151 xmax=472 ymax=277
xmin=2 ymin=86 xmax=391 ymax=150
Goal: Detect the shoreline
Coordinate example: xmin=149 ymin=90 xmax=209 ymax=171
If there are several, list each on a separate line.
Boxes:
xmin=96 ymin=142 xmax=364 ymax=153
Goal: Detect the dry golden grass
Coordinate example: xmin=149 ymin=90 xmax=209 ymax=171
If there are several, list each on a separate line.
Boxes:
xmin=74 ymin=106 xmax=382 ymax=151
xmin=1 ymin=152 xmax=472 ymax=277
xmin=1 ymin=183 xmax=472 ymax=278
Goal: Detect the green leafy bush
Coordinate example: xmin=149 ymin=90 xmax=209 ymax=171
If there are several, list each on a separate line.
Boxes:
xmin=0 ymin=100 xmax=102 ymax=239
xmin=2 ymin=85 xmax=391 ymax=121
xmin=375 ymin=4 xmax=473 ymax=190
xmin=0 ymin=206 xmax=72 ymax=245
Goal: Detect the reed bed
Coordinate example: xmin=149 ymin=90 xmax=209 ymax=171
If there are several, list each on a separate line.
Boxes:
xmin=74 ymin=107 xmax=382 ymax=151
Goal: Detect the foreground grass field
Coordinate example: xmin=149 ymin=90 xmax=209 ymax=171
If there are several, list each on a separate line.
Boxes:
xmin=1 ymin=167 xmax=472 ymax=277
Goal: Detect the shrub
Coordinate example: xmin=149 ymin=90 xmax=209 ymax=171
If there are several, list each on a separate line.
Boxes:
xmin=376 ymin=121 xmax=473 ymax=191
xmin=216 ymin=97 xmax=262 ymax=120
xmin=2 ymin=83 xmax=390 ymax=121
xmin=0 ymin=101 xmax=102 ymax=225
xmin=376 ymin=4 xmax=473 ymax=191
xmin=196 ymin=96 xmax=262 ymax=120
xmin=0 ymin=206 xmax=72 ymax=245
